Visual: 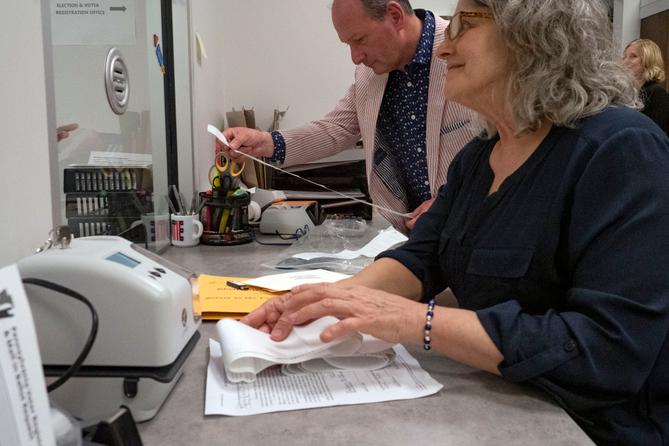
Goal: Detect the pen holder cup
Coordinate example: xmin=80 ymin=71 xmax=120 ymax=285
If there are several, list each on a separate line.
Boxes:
xmin=199 ymin=190 xmax=254 ymax=246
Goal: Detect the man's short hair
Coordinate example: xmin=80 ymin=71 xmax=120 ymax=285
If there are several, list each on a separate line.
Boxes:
xmin=360 ymin=0 xmax=413 ymax=20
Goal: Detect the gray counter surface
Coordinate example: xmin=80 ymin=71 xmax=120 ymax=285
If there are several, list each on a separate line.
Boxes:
xmin=137 ymin=237 xmax=594 ymax=446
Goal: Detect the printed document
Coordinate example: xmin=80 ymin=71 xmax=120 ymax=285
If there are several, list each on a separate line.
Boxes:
xmin=0 ymin=265 xmax=55 ymax=445
xmin=87 ymin=151 xmax=152 ymax=167
xmin=205 ymin=339 xmax=443 ymax=416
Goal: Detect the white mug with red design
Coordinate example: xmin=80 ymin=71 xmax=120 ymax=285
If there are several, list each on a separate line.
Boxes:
xmin=171 ymin=214 xmax=203 ymax=247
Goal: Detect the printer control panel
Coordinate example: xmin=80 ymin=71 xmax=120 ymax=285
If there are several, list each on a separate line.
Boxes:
xmin=105 ymin=250 xmax=170 ymax=282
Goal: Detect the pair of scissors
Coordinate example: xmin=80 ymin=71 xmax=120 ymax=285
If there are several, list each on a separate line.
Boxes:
xmin=209 ymin=151 xmax=245 ymax=193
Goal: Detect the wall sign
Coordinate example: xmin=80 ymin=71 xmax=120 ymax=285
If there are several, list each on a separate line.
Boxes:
xmin=51 ymin=0 xmax=137 ymax=46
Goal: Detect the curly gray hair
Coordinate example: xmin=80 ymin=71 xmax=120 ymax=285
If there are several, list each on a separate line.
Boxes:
xmin=471 ymin=0 xmax=640 ymax=137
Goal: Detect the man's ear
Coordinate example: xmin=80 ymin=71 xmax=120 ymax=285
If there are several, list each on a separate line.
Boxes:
xmin=386 ymin=1 xmax=406 ymax=30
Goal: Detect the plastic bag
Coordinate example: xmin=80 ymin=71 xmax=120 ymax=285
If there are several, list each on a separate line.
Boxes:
xmin=261 ymin=216 xmax=405 ymax=274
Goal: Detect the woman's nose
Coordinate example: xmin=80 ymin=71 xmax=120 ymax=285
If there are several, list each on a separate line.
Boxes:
xmin=437 ymin=38 xmax=453 ymax=61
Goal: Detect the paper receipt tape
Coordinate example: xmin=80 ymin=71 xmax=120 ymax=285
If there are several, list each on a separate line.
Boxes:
xmin=248 ymin=201 xmax=262 ymax=223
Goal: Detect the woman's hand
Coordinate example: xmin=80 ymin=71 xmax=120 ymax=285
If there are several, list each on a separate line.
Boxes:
xmin=243 ymin=283 xmax=425 ymax=345
xmin=240 ymin=293 xmax=293 ymax=335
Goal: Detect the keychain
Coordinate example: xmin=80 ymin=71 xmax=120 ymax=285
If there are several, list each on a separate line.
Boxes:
xmin=36 ymin=226 xmax=73 ymax=253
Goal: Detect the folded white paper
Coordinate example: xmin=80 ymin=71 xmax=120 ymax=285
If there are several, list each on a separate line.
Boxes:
xmin=216 ymin=317 xmax=396 ymax=383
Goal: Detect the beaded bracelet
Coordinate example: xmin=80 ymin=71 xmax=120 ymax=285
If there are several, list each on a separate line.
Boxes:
xmin=423 ymin=299 xmax=436 ymax=351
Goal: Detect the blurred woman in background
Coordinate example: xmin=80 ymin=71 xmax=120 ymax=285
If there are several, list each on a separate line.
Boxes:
xmin=624 ymin=38 xmax=669 ymax=134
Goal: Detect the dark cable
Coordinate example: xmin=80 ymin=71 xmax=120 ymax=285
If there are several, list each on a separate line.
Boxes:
xmin=254 ymin=225 xmax=310 ymax=245
xmin=277 ymin=225 xmax=310 ymax=240
xmin=22 ymin=278 xmax=99 ymax=393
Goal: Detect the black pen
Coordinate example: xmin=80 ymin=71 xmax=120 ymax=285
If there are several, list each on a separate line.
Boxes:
xmin=226 ymin=280 xmax=248 ymax=290
xmin=194 ymin=197 xmax=208 ymax=216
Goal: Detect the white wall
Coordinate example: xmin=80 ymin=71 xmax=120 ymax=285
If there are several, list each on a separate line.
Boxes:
xmin=413 ymin=0 xmax=458 ymax=16
xmin=219 ymin=0 xmax=352 ymax=132
xmin=190 ymin=0 xmax=227 ymax=192
xmin=217 ymin=1 xmax=457 ymax=135
xmin=641 ymin=0 xmax=669 ymax=17
xmin=0 ymin=0 xmax=57 ymax=267
xmin=614 ymin=0 xmax=641 ymax=49
xmin=173 ymin=0 xmax=195 ymax=200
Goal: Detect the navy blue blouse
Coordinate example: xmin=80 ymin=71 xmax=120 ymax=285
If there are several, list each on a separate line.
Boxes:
xmin=379 ymin=107 xmax=669 ymax=445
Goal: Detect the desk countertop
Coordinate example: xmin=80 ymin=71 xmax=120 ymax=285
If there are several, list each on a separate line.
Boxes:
xmin=137 ymin=237 xmax=594 ymax=446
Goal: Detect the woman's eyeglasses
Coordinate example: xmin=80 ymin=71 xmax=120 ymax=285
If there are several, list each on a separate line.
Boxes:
xmin=445 ymin=11 xmax=494 ymax=41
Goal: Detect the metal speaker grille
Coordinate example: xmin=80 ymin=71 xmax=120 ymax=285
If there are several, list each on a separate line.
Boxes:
xmin=104 ymin=48 xmax=130 ymax=115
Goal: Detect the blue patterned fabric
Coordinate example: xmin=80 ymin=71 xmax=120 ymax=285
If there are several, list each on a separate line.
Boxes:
xmin=376 ymin=9 xmax=435 ymax=210
xmin=270 ymin=131 xmax=286 ymax=163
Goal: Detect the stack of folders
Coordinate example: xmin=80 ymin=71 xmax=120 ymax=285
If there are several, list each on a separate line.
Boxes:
xmin=195 ymin=270 xmax=353 ymax=319
xmin=195 ymin=274 xmax=277 ymax=320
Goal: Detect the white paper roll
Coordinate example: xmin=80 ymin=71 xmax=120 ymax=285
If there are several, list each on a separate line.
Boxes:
xmin=248 ymin=201 xmax=262 ymax=223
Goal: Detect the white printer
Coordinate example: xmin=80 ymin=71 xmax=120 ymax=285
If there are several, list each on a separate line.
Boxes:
xmin=259 ymin=201 xmax=320 ymax=236
xmin=17 ymin=236 xmax=201 ymax=422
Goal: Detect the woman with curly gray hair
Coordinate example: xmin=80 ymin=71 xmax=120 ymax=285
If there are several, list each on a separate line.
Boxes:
xmin=242 ymin=1 xmax=669 ymax=444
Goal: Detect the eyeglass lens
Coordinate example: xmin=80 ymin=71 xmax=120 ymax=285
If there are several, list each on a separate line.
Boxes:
xmin=450 ymin=14 xmax=460 ymax=40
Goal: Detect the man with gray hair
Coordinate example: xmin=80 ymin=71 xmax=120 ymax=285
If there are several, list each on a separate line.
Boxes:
xmin=222 ymin=0 xmax=474 ymax=232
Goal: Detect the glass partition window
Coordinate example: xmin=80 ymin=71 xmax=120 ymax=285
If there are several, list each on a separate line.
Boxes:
xmin=49 ymin=0 xmax=171 ymax=252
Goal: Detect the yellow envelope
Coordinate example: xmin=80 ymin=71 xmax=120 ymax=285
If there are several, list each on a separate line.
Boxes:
xmin=196 ymin=274 xmax=279 ymax=320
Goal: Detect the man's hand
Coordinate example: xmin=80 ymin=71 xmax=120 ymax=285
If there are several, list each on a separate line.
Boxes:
xmin=220 ymin=127 xmax=274 ymax=161
xmin=404 ymin=198 xmax=434 ymax=231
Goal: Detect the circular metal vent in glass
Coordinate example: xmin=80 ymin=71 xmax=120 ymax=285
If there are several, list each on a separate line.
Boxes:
xmin=104 ymin=48 xmax=130 ymax=115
